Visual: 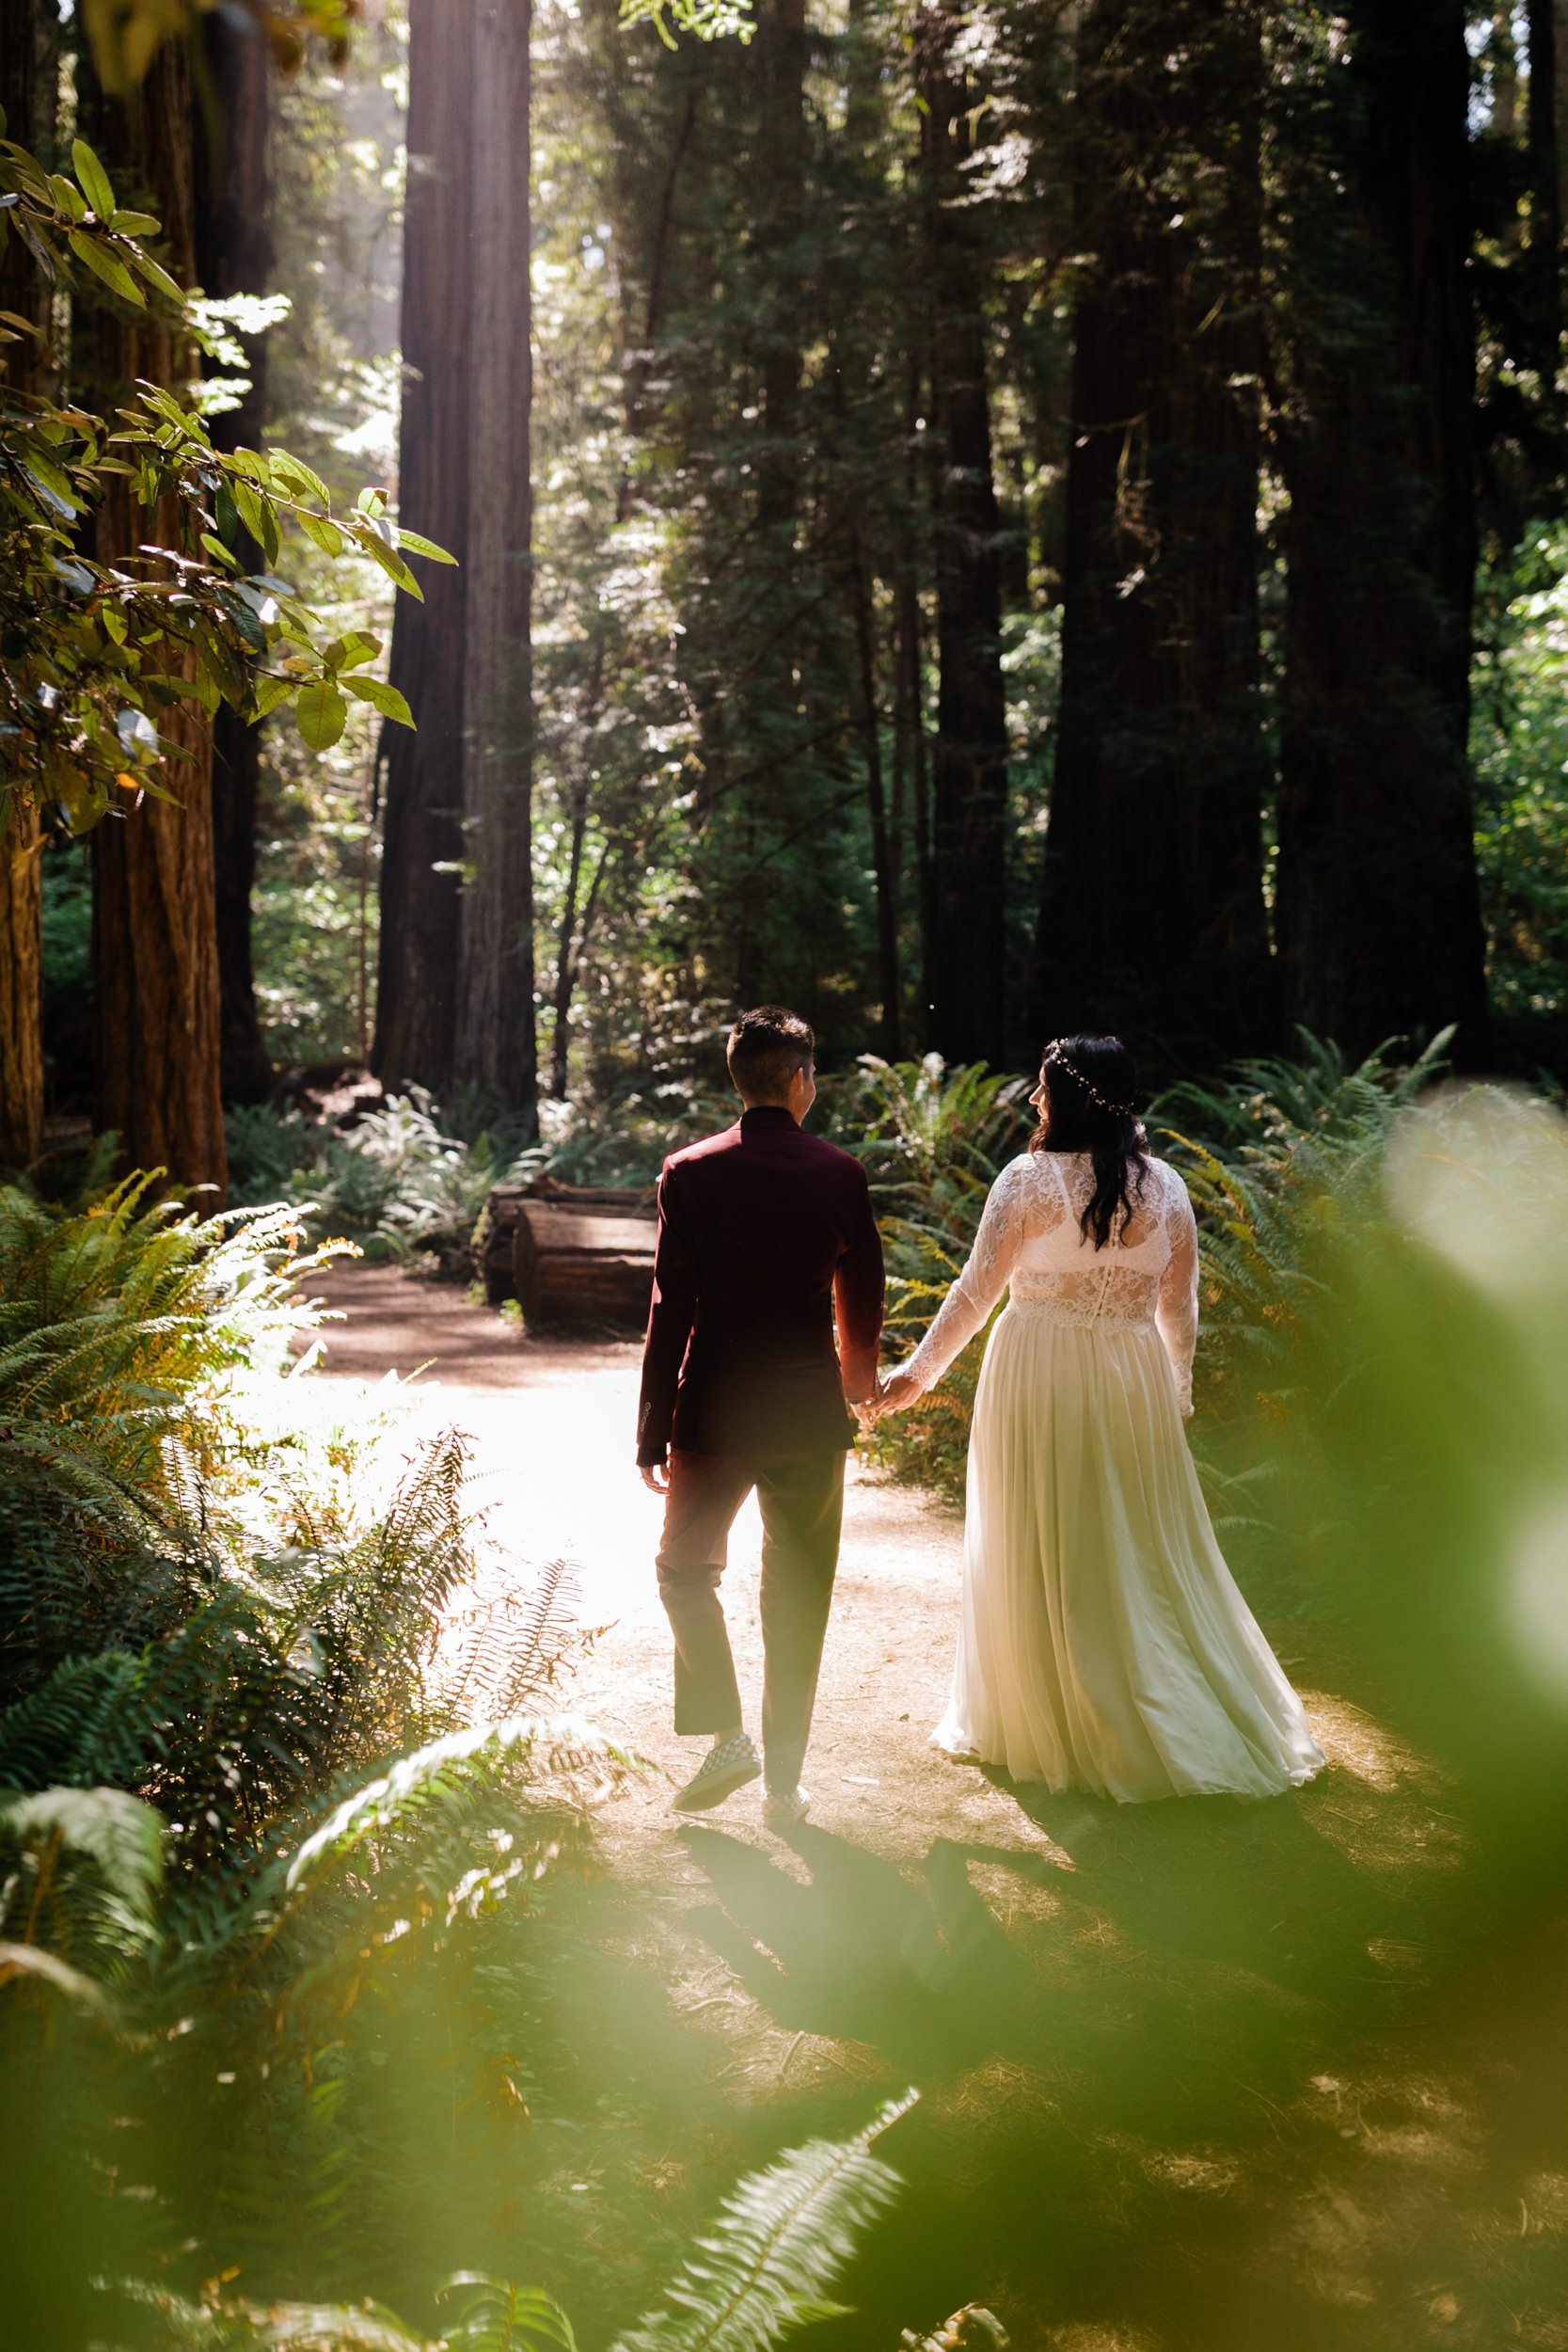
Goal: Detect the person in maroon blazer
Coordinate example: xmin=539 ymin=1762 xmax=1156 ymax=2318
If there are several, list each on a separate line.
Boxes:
xmin=638 ymin=1006 xmax=884 ymax=1826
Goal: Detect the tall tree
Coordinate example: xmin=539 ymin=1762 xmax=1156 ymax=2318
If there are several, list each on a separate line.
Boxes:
xmin=1272 ymin=0 xmax=1491 ymax=1062
xmin=83 ymin=40 xmax=229 ymax=1193
xmin=1032 ymin=0 xmax=1273 ymax=1067
xmin=453 ymin=0 xmax=536 ymax=1120
xmin=374 ymin=0 xmax=472 ymax=1095
xmin=917 ymin=0 xmax=1009 ymax=1068
xmin=196 ymin=9 xmax=275 ymax=1106
xmin=0 ymin=0 xmax=47 ymax=1166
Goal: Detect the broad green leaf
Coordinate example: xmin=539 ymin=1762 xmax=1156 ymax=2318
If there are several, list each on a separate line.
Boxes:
xmin=296 ymin=677 xmax=348 ymax=750
xmin=69 ymin=229 xmax=145 ymax=306
xmin=251 ymin=673 xmax=295 ymax=720
xmin=124 ymin=245 xmax=182 ymax=305
xmin=232 ymin=478 xmax=269 ymax=548
xmin=71 ymin=138 xmax=116 ymax=220
xmin=296 ymin=507 xmax=344 ymax=559
xmin=21 ymin=447 xmax=80 ymax=513
xmin=109 ymin=208 xmax=160 ymax=235
xmin=199 ymin=531 xmax=238 ymax=571
xmin=271 ymin=451 xmax=331 ymax=506
xmin=49 ymin=172 xmax=87 ymax=223
xmin=393 ymin=528 xmax=458 ymax=564
xmin=324 ymin=631 xmax=381 ymax=671
xmin=356 ymin=525 xmax=424 ymax=600
xmin=101 ymin=604 xmax=128 ymax=645
xmin=344 ymin=675 xmax=414 ymax=727
xmin=222 ymin=593 xmax=269 ymax=655
xmin=214 ymin=483 xmax=238 ymax=545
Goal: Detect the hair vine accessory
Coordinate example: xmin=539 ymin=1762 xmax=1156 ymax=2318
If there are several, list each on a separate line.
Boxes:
xmin=1043 ymin=1040 xmax=1136 ymax=1120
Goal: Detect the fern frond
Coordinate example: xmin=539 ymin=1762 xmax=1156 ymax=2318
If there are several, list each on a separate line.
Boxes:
xmin=0 ymin=1934 xmax=111 ymax=2014
xmin=283 ymin=1714 xmax=633 ymax=1899
xmin=0 ymin=1784 xmax=165 ymax=1994
xmin=251 ymin=2307 xmax=429 ymax=2352
xmin=437 ymin=2274 xmax=578 ymax=2352
xmin=614 ymin=2092 xmax=917 ymax=2352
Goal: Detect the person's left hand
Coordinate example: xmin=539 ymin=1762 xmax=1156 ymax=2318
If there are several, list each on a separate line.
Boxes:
xmin=874 ymin=1372 xmax=921 ymax=1418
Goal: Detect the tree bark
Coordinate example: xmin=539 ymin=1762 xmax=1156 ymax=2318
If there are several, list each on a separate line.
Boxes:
xmin=1032 ymin=0 xmax=1272 ymax=1071
xmin=0 ymin=0 xmax=47 ymax=1166
xmin=1274 ymin=0 xmax=1491 ymax=1063
xmin=453 ymin=0 xmax=536 ymax=1122
xmin=84 ymin=42 xmax=228 ymax=1195
xmin=0 ymin=801 xmax=43 ymax=1168
xmin=917 ymin=3 xmax=1009 ymax=1069
xmin=849 ymin=527 xmax=902 ymax=1055
xmin=195 ymin=8 xmax=275 ymax=1106
xmin=374 ymin=0 xmax=472 ymax=1095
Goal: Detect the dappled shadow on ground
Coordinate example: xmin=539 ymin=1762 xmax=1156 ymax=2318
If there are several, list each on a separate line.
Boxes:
xmin=667 ymin=1740 xmax=1563 ymax=2351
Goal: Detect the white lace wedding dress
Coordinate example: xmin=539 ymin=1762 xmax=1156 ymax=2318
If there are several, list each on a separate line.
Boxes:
xmin=901 ymin=1151 xmax=1323 ymax=1803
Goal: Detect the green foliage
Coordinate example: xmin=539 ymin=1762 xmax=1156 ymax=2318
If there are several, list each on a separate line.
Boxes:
xmin=1152 ymin=1030 xmax=1452 ymax=1439
xmin=613 ymin=2093 xmax=913 ymax=2352
xmin=1471 ymin=522 xmax=1568 ymax=1071
xmin=834 ymin=1057 xmax=1029 ymax=1501
xmin=226 ymin=1092 xmax=545 ymax=1265
xmin=618 ymin=0 xmax=755 ymax=49
xmin=0 ymin=121 xmax=443 ymax=834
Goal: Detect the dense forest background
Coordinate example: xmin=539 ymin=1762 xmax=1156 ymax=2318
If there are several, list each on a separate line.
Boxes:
xmin=6 ymin=0 xmax=1568 ymax=1195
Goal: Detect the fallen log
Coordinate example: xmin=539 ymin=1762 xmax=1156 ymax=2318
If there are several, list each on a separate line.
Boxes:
xmin=512 ymin=1200 xmax=657 ymax=1330
xmin=473 ymin=1178 xmax=657 ymax=1319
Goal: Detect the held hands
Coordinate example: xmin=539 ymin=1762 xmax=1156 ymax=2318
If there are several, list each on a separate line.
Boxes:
xmin=641 ymin=1371 xmax=922 ymax=1479
xmin=854 ymin=1370 xmax=921 ymax=1429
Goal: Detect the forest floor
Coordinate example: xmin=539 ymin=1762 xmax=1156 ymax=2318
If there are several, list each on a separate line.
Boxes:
xmin=309 ymin=1263 xmax=1568 ymax=2352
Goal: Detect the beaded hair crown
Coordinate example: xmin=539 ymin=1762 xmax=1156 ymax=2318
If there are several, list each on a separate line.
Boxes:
xmin=1042 ymin=1039 xmax=1136 ymax=1121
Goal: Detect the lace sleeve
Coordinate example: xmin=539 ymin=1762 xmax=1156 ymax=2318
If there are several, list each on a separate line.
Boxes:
xmin=1155 ymin=1165 xmax=1199 ymax=1418
xmin=900 ymin=1158 xmax=1033 ymax=1396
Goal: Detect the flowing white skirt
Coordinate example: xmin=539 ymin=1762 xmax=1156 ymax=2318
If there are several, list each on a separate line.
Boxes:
xmin=933 ymin=1302 xmax=1324 ymax=1803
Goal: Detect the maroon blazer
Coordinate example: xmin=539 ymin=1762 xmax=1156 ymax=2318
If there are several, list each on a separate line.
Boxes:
xmin=636 ymin=1105 xmax=884 ymax=1466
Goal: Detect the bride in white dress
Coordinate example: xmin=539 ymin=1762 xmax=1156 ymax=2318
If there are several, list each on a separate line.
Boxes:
xmin=877 ymin=1035 xmax=1323 ymax=1804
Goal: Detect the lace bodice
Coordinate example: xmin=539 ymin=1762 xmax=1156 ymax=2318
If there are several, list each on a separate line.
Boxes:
xmin=900 ymin=1152 xmax=1201 ymax=1414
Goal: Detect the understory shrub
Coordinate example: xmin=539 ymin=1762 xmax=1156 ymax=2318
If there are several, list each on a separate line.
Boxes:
xmin=226 ymin=1089 xmax=545 ymax=1269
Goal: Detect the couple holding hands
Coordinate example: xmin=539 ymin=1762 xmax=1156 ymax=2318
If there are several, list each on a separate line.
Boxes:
xmin=637 ymin=1006 xmax=1323 ymax=1829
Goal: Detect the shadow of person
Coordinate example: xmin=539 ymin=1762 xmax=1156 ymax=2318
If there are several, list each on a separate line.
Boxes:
xmin=677 ymin=1820 xmax=1040 ymax=2079
xmin=995 ymin=1771 xmax=1402 ymax=1997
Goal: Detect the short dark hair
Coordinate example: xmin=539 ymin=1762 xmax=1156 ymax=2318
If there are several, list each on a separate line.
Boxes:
xmin=726 ymin=1005 xmax=816 ymax=1102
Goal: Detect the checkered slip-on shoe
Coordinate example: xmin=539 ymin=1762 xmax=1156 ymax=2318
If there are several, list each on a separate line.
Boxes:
xmin=762 ymin=1785 xmax=810 ymax=1830
xmin=671 ymin=1731 xmax=763 ymax=1814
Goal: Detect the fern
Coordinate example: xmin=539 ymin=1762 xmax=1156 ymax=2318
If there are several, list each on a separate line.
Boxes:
xmin=282 ymin=1713 xmax=633 ymax=1901
xmin=439 ymin=1557 xmax=588 ymax=1723
xmin=437 ymin=2275 xmax=579 ymax=2352
xmin=613 ymin=2092 xmax=917 ymax=2352
xmin=0 ymin=1785 xmax=166 ymax=1978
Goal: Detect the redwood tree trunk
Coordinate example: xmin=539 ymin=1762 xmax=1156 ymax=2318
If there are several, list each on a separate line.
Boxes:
xmin=374 ymin=0 xmax=472 ymax=1094
xmin=85 ymin=42 xmax=228 ymax=1195
xmin=453 ymin=0 xmax=536 ymax=1121
xmin=0 ymin=802 xmax=42 ymax=1168
xmin=1033 ymin=0 xmax=1272 ymax=1069
xmin=196 ymin=8 xmax=274 ymax=1106
xmin=1274 ymin=0 xmax=1490 ymax=1062
xmin=918 ymin=6 xmax=1008 ymax=1068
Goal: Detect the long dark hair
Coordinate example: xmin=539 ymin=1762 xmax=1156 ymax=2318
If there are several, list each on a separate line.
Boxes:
xmin=1027 ymin=1033 xmax=1150 ymax=1248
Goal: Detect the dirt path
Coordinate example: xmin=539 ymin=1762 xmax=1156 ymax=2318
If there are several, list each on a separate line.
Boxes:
xmin=308 ymin=1264 xmax=1568 ymax=2352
